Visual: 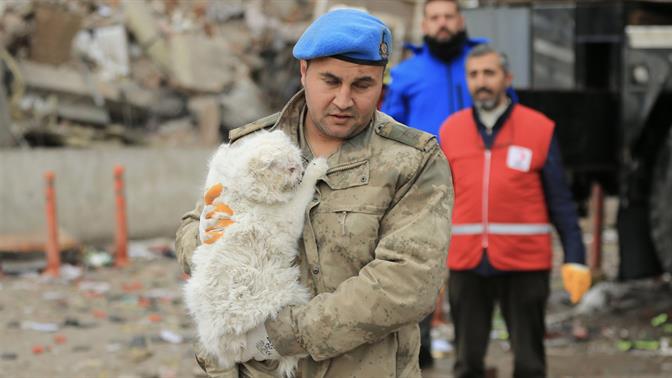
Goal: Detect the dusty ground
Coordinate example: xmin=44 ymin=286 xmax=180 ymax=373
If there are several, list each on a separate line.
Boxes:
xmin=2 ymin=199 xmax=672 ymax=377
xmin=424 ymin=198 xmax=672 ymax=377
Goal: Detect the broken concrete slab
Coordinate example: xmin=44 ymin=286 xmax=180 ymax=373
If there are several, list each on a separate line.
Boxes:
xmin=188 ymin=96 xmax=220 ymax=146
xmin=169 ymin=34 xmax=236 ymax=93
xmin=18 ymin=60 xmax=158 ymax=112
xmin=30 ymin=5 xmax=83 ymax=65
xmin=219 ymin=75 xmax=271 ymax=130
xmin=72 ymin=25 xmax=130 ymax=81
xmin=122 ymin=0 xmax=171 ymax=73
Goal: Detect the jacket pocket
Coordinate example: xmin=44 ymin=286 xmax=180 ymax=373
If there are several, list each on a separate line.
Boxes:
xmin=312 ymin=205 xmax=386 ymax=290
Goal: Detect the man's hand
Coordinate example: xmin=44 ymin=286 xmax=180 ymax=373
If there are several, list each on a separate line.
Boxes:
xmin=238 ymin=323 xmax=281 ymax=363
xmin=561 ymin=263 xmax=592 ymax=304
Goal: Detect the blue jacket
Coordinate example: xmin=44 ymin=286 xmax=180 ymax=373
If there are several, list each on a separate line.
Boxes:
xmin=382 ymin=38 xmax=487 ymax=136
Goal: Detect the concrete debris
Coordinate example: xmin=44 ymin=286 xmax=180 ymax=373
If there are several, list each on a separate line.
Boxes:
xmin=188 ymin=95 xmax=221 ymax=146
xmin=159 ymin=329 xmax=184 ymax=344
xmin=1 ymin=0 xmax=316 ymax=148
xmin=21 ymin=321 xmax=60 ymax=333
xmin=576 ymin=279 xmax=672 ymax=316
xmin=30 ymin=5 xmax=83 ymax=65
xmin=72 ymin=25 xmax=129 ymax=81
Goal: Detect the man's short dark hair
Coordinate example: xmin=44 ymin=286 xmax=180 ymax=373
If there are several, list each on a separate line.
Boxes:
xmin=424 ymin=0 xmax=461 ymax=16
xmin=467 ymin=44 xmax=510 ymax=74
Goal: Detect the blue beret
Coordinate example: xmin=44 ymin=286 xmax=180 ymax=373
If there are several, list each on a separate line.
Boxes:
xmin=293 ymin=9 xmax=392 ymax=66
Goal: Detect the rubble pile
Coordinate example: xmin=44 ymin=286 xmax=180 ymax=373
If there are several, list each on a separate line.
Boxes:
xmin=0 ymin=0 xmax=313 ymax=148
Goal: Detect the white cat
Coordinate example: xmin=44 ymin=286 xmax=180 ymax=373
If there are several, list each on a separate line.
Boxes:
xmin=183 ymin=130 xmax=327 ymax=377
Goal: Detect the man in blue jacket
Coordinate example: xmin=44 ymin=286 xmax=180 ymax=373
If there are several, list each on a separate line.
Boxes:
xmin=382 ymin=0 xmax=485 ymax=368
xmin=382 ymin=0 xmax=486 ymax=137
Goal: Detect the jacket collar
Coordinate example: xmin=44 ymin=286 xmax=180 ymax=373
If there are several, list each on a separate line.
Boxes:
xmin=272 ymin=89 xmax=373 ymax=169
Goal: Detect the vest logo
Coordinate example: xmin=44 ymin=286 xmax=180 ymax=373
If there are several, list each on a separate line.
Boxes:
xmin=506 ymin=145 xmax=533 ymax=172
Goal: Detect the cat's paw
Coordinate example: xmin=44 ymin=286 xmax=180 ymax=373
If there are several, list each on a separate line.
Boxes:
xmin=304 ymin=157 xmax=328 ymax=179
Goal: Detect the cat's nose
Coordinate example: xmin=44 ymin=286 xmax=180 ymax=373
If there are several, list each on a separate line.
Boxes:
xmin=289 ymin=167 xmax=296 ymax=173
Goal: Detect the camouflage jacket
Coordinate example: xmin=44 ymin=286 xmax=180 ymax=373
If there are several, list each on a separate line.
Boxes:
xmin=175 ymin=90 xmax=454 ymax=378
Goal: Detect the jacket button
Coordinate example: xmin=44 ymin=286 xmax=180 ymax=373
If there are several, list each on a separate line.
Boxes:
xmin=312 ymin=265 xmax=320 ymax=275
xmin=360 ymin=176 xmax=366 ymax=183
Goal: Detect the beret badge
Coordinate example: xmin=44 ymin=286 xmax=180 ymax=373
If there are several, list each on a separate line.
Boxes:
xmin=379 ymin=39 xmax=389 ymax=60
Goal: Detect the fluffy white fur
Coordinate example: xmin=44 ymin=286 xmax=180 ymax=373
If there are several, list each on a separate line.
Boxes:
xmin=183 ymin=130 xmax=326 ymax=377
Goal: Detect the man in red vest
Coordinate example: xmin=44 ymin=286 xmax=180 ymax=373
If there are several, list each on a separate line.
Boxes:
xmin=439 ymin=44 xmax=591 ymax=377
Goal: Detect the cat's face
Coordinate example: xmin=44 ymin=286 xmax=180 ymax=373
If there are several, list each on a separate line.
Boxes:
xmin=245 ymin=131 xmax=304 ymax=198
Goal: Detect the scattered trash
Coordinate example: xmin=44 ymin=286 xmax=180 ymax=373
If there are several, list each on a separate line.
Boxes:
xmin=159 ymin=366 xmax=178 ymax=378
xmin=91 ymin=309 xmax=108 ymax=319
xmin=576 ymin=279 xmax=670 ymax=316
xmin=42 ymin=291 xmax=66 ymax=301
xmin=6 ymin=321 xmax=20 ymax=329
xmin=617 ymin=339 xmax=660 ymax=352
xmin=63 ymin=317 xmax=96 ymax=329
xmin=129 ymin=335 xmax=148 ymax=349
xmin=128 ymin=335 xmax=152 ymax=363
xmin=616 ymin=340 xmax=632 ymax=352
xmin=84 ymin=250 xmax=113 ymax=268
xmin=59 ymin=264 xmax=83 ymax=282
xmin=634 ymin=340 xmax=660 ymax=351
xmin=106 ymin=342 xmax=123 ymax=353
xmin=159 ymin=329 xmax=184 ymax=344
xmin=661 ymin=338 xmax=672 ymax=356
xmin=53 ymin=334 xmax=67 ymax=345
xmin=138 ymin=296 xmax=157 ymax=310
xmin=572 ymin=321 xmax=590 ymax=341
xmin=431 ymin=338 xmax=453 ymax=354
xmin=121 ymin=281 xmax=144 ymax=293
xmin=1 ymin=352 xmax=18 ymax=360
xmin=72 ymin=345 xmax=92 ymax=353
xmin=490 ymin=329 xmax=509 ymax=341
xmin=21 ymin=321 xmax=59 ymax=333
xmin=148 ymin=313 xmax=162 ymax=323
xmin=31 ymin=345 xmax=46 ymax=355
xmin=144 ymin=288 xmax=178 ymax=301
xmin=78 ymin=281 xmax=111 ymax=295
xmin=108 ymin=315 xmax=126 ymax=323
xmin=652 ymin=313 xmax=668 ymax=327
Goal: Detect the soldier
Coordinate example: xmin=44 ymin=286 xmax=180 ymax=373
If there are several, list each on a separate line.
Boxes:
xmin=176 ymin=8 xmax=454 ymax=378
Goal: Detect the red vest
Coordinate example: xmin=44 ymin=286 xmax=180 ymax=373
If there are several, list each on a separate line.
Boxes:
xmin=439 ymin=105 xmax=555 ymax=270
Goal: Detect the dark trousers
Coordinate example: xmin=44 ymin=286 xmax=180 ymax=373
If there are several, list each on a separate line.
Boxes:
xmin=449 ymin=270 xmax=550 ymax=378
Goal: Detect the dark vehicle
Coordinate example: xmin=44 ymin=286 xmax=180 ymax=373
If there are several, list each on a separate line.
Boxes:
xmin=464 ymin=0 xmax=672 ymax=279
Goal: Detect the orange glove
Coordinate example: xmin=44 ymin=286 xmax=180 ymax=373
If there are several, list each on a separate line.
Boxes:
xmin=561 ymin=263 xmax=591 ymax=304
xmin=200 ymin=183 xmax=235 ymax=245
xmin=204 ymin=183 xmax=223 ymax=206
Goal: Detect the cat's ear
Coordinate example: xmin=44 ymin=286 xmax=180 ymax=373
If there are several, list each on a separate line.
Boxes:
xmin=248 ymin=155 xmax=271 ymax=171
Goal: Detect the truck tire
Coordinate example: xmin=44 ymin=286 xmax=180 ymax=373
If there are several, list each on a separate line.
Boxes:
xmin=650 ymin=126 xmax=672 ymax=273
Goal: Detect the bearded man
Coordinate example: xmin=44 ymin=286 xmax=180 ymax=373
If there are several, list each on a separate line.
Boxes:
xmin=382 ymin=0 xmax=485 ymax=137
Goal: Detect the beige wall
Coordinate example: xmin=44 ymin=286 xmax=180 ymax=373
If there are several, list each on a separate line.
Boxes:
xmin=0 ymin=148 xmax=213 ymax=242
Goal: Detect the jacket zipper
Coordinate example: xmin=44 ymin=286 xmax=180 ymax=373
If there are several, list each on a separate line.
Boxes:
xmin=482 ymin=150 xmax=492 ymax=248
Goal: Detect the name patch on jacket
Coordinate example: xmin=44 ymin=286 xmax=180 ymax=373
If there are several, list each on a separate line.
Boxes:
xmin=506 ymin=145 xmax=533 ymax=172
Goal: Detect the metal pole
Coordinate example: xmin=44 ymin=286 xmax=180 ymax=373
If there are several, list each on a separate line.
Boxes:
xmin=44 ymin=171 xmax=60 ymax=277
xmin=590 ymin=182 xmax=604 ymax=275
xmin=114 ymin=165 xmax=129 ymax=267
